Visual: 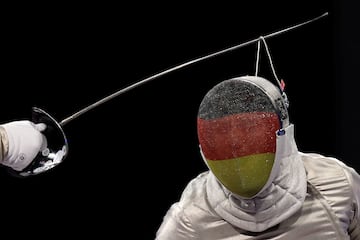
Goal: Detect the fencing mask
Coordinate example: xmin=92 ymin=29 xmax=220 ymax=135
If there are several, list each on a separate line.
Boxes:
xmin=197 ymin=75 xmax=289 ymax=198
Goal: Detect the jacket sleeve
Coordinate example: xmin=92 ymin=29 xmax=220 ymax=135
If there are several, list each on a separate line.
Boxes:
xmin=0 ymin=126 xmax=9 ymax=163
xmin=347 ymin=166 xmax=360 ymax=239
xmin=155 ymin=203 xmax=197 ymax=240
xmin=337 ymin=160 xmax=360 ymax=239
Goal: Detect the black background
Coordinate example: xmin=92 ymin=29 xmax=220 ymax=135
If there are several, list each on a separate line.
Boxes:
xmin=1 ymin=1 xmax=359 ymax=238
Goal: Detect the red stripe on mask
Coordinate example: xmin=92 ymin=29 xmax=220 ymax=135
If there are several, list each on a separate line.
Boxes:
xmin=198 ymin=112 xmax=280 ymax=160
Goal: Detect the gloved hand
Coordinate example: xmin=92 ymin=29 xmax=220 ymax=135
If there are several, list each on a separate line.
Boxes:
xmin=0 ymin=120 xmax=47 ymax=171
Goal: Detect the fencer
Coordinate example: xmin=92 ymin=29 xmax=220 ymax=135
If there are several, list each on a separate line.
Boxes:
xmin=156 ymin=75 xmax=360 ymax=239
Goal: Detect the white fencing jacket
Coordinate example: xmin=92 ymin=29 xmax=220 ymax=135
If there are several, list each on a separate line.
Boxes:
xmin=156 ymin=126 xmax=360 ymax=239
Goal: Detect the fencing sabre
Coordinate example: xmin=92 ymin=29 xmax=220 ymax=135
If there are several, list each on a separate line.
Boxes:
xmin=8 ymin=12 xmax=328 ymax=177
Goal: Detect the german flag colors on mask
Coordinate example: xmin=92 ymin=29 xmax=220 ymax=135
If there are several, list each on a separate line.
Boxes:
xmin=197 ymin=77 xmax=281 ymax=198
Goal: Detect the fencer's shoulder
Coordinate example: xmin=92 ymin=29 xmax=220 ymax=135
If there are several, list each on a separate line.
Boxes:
xmin=177 ymin=171 xmax=220 ymax=220
xmin=298 ymin=151 xmax=360 ymax=235
xmin=156 ymin=171 xmax=216 ymax=239
xmin=299 ymin=151 xmax=359 ymax=185
xmin=300 ymin=152 xmax=345 ymax=168
xmin=300 ymin=151 xmax=350 ymax=167
xmin=178 ymin=171 xmax=210 ymax=207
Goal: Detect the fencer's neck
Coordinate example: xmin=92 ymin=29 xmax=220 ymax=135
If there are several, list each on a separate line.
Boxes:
xmin=206 ymin=124 xmax=307 ymax=232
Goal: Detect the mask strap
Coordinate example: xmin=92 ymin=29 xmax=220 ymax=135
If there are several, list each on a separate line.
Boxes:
xmin=255 ymin=40 xmax=261 ymax=77
xmin=259 ymin=37 xmax=283 ymax=91
xmin=254 ymin=37 xmax=289 ymax=108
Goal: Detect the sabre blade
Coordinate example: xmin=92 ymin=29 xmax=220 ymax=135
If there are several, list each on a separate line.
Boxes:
xmin=59 ymin=12 xmax=328 ymax=126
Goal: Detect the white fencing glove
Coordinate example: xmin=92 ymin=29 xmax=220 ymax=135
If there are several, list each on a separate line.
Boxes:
xmin=1 ymin=120 xmax=47 ymax=171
